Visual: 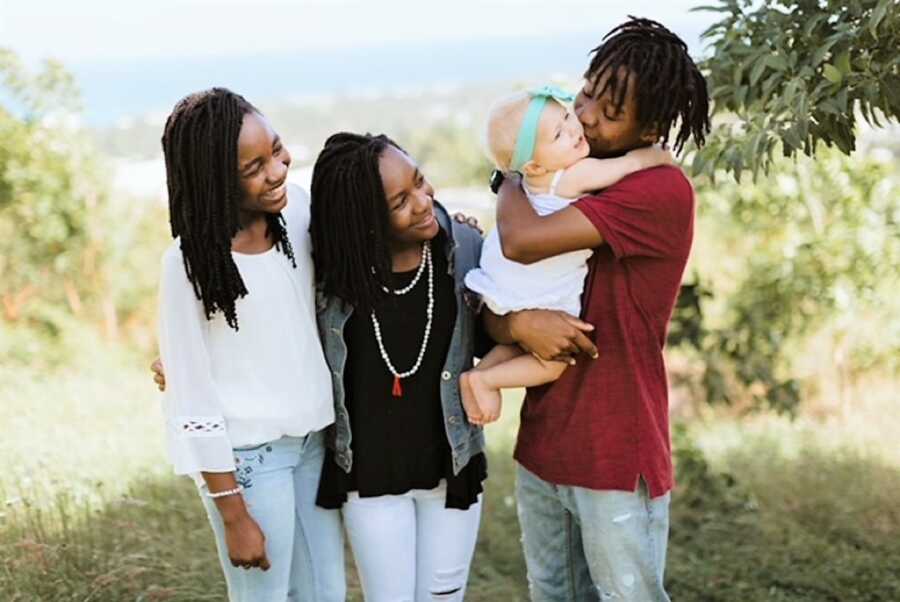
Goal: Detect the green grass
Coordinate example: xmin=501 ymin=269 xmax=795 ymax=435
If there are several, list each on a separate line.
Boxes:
xmin=2 ymin=341 xmax=899 ymax=600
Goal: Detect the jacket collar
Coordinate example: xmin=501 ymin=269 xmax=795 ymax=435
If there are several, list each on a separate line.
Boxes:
xmin=433 ymin=200 xmax=457 ymax=277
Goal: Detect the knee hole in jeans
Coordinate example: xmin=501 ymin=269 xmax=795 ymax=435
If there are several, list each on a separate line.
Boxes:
xmin=429 ymin=565 xmax=466 ymax=599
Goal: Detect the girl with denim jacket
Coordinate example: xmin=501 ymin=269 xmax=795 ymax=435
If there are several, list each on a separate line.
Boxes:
xmin=310 ymin=132 xmax=490 ymax=601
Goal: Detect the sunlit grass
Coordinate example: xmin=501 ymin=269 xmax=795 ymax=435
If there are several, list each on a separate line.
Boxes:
xmin=2 ymin=343 xmax=899 ymax=600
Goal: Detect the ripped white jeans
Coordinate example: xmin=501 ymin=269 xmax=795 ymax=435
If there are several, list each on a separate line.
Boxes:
xmin=342 ymin=481 xmax=482 ymax=601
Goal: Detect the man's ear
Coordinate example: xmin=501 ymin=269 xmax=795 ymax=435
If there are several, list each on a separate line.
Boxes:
xmin=522 ymin=160 xmax=547 ymax=177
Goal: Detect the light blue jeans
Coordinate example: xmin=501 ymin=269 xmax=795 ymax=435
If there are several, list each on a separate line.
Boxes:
xmin=516 ymin=464 xmax=671 ymax=602
xmin=199 ymin=430 xmax=345 ymax=602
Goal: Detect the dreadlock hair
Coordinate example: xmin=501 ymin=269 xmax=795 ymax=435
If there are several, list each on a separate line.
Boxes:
xmin=309 ymin=132 xmax=403 ymax=315
xmin=586 ymin=16 xmax=710 ymax=153
xmin=161 ymin=87 xmax=296 ymax=331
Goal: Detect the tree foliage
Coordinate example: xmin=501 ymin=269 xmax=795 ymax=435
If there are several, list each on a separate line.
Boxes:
xmin=0 ymin=48 xmax=167 ymax=356
xmin=0 ymin=49 xmax=99 ymax=324
xmin=675 ymin=147 xmax=900 ymax=413
xmin=691 ymin=0 xmax=900 ymax=179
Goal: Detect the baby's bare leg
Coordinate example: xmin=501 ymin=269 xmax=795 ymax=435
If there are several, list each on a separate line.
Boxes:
xmin=474 ymin=344 xmax=524 ymax=371
xmin=466 ymin=354 xmax=568 ymax=424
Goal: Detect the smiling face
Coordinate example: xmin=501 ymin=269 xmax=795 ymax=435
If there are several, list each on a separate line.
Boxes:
xmin=378 ymin=145 xmax=440 ymax=247
xmin=528 ymin=99 xmax=590 ymax=174
xmin=574 ymin=66 xmax=657 ymax=158
xmin=236 ymin=111 xmax=292 ymax=214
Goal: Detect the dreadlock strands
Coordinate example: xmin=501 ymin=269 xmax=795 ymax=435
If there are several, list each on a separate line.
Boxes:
xmin=161 ymin=87 xmax=296 ymax=331
xmin=309 ymin=132 xmax=407 ymax=316
xmin=586 ymin=16 xmax=711 ymax=153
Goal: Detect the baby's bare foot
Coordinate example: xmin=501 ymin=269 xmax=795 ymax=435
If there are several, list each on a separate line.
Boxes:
xmin=460 ymin=372 xmax=483 ymax=424
xmin=467 ymin=371 xmax=502 ymax=422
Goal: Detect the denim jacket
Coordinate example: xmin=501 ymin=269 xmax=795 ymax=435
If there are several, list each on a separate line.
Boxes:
xmin=316 ymin=202 xmax=487 ymax=476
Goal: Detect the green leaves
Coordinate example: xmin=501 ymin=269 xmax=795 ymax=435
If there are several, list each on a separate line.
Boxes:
xmin=836 ymin=51 xmax=853 ymax=76
xmin=0 ymin=49 xmax=106 ymax=326
xmin=823 ymin=64 xmax=843 ymax=85
xmin=696 ymin=0 xmax=900 ymax=179
xmin=767 ymin=54 xmax=790 ymax=73
xmin=680 ymin=148 xmax=900 ymax=412
xmin=869 ymin=0 xmax=893 ymax=36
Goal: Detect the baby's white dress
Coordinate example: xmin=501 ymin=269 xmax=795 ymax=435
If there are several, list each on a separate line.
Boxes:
xmin=465 ymin=171 xmax=593 ymax=317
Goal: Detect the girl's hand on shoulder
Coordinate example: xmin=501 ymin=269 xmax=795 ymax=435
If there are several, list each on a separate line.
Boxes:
xmin=453 ymin=212 xmax=484 ymax=235
xmin=150 ymin=358 xmax=166 ymax=391
xmin=224 ymin=513 xmax=271 ymax=571
xmin=627 ymin=144 xmax=675 ymax=171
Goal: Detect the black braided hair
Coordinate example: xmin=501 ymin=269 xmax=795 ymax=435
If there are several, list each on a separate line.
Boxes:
xmin=586 ymin=16 xmax=711 ymax=153
xmin=161 ymin=87 xmax=295 ymax=331
xmin=309 ymin=132 xmax=405 ymax=315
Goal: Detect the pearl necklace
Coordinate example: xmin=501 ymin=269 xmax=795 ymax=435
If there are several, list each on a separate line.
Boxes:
xmin=371 ymin=241 xmax=433 ymax=398
xmin=381 ymin=241 xmax=429 ymax=295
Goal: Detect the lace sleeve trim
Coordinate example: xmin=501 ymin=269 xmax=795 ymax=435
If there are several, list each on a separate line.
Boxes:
xmin=175 ymin=416 xmax=227 ymax=438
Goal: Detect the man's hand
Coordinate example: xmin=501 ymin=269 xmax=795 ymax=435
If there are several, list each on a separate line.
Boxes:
xmin=452 ymin=212 xmax=484 ymax=235
xmin=509 ymin=310 xmax=598 ymax=364
xmin=151 ymin=358 xmax=166 ymax=392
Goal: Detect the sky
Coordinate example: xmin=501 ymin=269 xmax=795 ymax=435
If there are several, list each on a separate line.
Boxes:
xmin=1 ymin=1 xmax=722 ymax=126
xmin=2 ymin=0 xmax=717 ymax=65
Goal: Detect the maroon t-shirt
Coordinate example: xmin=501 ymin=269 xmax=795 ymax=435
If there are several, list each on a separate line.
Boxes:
xmin=513 ymin=165 xmax=694 ymax=498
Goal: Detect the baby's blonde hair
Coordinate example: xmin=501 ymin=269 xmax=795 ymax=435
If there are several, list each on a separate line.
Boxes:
xmin=484 ymin=92 xmax=533 ymax=171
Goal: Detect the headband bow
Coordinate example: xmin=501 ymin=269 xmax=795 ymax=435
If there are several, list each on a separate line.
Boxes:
xmin=510 ymin=85 xmax=576 ymax=172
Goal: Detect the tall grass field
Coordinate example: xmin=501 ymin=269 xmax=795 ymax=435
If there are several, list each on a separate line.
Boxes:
xmin=2 ymin=338 xmax=899 ymax=601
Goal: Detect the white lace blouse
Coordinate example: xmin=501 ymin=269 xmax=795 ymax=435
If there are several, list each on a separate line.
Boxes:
xmin=157 ymin=184 xmax=334 ymax=476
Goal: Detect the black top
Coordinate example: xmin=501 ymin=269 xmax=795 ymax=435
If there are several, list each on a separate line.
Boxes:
xmin=317 ymin=233 xmax=486 ymax=510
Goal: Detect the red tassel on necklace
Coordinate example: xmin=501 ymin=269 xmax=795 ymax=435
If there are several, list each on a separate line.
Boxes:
xmin=392 ymin=376 xmax=403 ymax=398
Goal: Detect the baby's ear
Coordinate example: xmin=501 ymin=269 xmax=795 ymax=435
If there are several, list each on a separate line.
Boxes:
xmin=522 ymin=161 xmax=546 ymax=177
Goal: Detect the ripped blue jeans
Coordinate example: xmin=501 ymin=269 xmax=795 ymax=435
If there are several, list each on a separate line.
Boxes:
xmin=516 ymin=464 xmax=670 ymax=602
xmin=199 ymin=431 xmax=345 ymax=602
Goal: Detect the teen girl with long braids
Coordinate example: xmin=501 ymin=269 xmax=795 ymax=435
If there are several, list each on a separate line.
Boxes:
xmin=157 ymin=88 xmax=345 ymax=601
xmin=310 ymin=132 xmax=489 ymax=601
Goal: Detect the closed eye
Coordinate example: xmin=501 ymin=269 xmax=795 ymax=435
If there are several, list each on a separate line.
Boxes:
xmin=242 ymin=163 xmax=262 ymax=178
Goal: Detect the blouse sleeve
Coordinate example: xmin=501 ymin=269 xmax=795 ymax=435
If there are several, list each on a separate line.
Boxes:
xmin=158 ymin=245 xmax=235 ymax=476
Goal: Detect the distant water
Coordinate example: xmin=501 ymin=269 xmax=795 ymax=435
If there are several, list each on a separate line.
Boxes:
xmin=70 ymin=29 xmax=706 ymax=126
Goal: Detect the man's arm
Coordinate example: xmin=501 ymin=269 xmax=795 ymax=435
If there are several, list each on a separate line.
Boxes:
xmin=482 ymin=308 xmax=598 ymax=363
xmin=496 ymin=173 xmax=604 ymax=265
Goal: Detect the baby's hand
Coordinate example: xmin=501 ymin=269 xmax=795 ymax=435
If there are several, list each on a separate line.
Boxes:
xmin=627 ymin=144 xmax=674 ymax=171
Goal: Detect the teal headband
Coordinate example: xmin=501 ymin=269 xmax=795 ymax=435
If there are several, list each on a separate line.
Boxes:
xmin=510 ymin=85 xmax=576 ymax=172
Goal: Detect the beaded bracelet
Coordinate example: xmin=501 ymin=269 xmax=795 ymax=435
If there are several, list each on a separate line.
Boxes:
xmin=205 ymin=486 xmax=243 ymax=499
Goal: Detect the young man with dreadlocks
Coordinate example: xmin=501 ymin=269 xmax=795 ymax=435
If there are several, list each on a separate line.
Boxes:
xmin=482 ymin=17 xmax=710 ymax=601
xmin=156 ymin=88 xmax=345 ymax=601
